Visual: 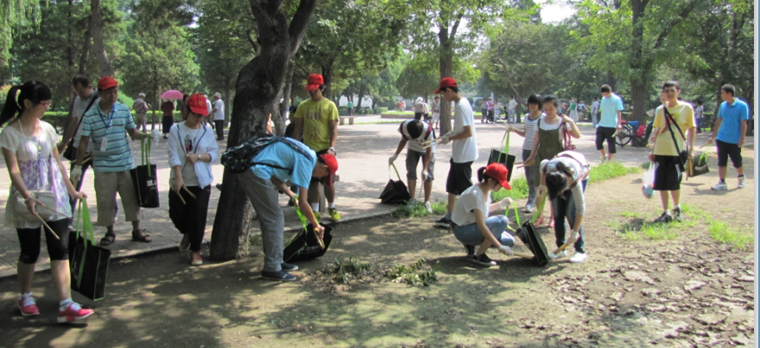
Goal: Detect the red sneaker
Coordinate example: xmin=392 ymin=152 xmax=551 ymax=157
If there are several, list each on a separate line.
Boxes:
xmin=57 ymin=302 xmax=94 ymax=323
xmin=18 ymin=296 xmax=39 ymax=317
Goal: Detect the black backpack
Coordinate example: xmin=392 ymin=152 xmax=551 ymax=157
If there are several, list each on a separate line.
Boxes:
xmin=221 ymin=135 xmax=312 ymax=173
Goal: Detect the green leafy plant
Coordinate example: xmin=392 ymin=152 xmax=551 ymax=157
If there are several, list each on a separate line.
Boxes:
xmin=384 ymin=258 xmax=439 ymax=287
xmin=332 ymin=257 xmax=372 ymax=284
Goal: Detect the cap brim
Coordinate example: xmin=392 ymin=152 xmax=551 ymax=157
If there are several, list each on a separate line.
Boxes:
xmin=189 ymin=106 xmax=208 ymax=116
xmin=434 ymin=88 xmax=443 ymax=94
xmin=305 ymin=84 xmax=320 ymax=91
xmin=500 ymin=179 xmax=511 ymax=190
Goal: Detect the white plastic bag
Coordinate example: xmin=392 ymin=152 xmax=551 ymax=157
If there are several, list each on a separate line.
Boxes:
xmin=642 ymin=162 xmax=655 ymax=199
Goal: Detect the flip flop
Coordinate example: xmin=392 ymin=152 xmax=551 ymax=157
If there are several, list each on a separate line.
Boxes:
xmin=132 ymin=229 xmax=152 ymax=243
xmin=100 ymin=233 xmax=116 ymax=246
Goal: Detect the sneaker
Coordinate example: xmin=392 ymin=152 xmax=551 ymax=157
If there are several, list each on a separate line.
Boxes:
xmin=408 ymin=198 xmax=418 ymax=206
xmin=463 ymin=244 xmax=475 ymax=257
xmin=654 ymin=211 xmax=673 ymax=223
xmin=57 ymin=302 xmax=94 ymax=323
xmin=471 ymin=253 xmax=497 ymax=267
xmin=179 ymin=234 xmax=190 ymax=252
xmin=711 ymin=181 xmax=728 ymax=191
xmin=18 ymin=296 xmax=39 ymax=317
xmin=434 ymin=216 xmax=452 ymax=228
xmin=190 ymin=253 xmax=203 ymax=266
xmin=281 ymin=262 xmax=299 ymax=271
xmin=600 ymin=155 xmax=606 ymax=163
xmin=569 ymin=252 xmax=588 ymax=263
xmin=328 ymin=208 xmax=341 ymax=221
xmin=261 ymin=270 xmax=297 ymax=281
xmin=672 ymin=206 xmax=683 ymax=222
xmin=423 ymin=201 xmax=433 ymax=214
xmin=523 ymin=204 xmax=534 ymax=214
xmin=549 ymin=250 xmax=567 ymax=259
xmin=738 ymin=176 xmax=745 ymax=189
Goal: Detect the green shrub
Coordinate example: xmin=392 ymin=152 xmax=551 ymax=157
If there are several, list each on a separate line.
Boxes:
xmin=384 ymin=258 xmax=439 ymax=287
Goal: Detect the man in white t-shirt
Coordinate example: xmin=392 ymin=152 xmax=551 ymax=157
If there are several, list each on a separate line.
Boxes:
xmin=203 ymin=94 xmax=214 ymax=129
xmin=507 ymin=96 xmax=518 ymax=123
xmin=212 ymin=92 xmax=225 ymax=140
xmin=590 ymin=97 xmax=600 ymax=128
xmin=58 ymin=76 xmax=98 ymax=207
xmin=433 ymin=77 xmax=478 ymax=228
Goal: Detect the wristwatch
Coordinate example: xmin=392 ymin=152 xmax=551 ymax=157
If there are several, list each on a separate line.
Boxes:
xmin=329 ymin=147 xmax=337 ymax=155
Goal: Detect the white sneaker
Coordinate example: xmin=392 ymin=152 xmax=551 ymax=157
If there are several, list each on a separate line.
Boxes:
xmin=549 ymin=250 xmax=567 ymax=259
xmin=738 ymin=176 xmax=745 ymax=189
xmin=523 ymin=204 xmax=534 ymax=214
xmin=569 ymin=252 xmax=588 ymax=263
xmin=711 ymin=181 xmax=728 ymax=191
xmin=423 ymin=201 xmax=433 ymax=214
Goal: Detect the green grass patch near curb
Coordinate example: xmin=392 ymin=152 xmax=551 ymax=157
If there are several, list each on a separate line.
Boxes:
xmin=588 ymin=161 xmax=641 ymax=183
xmin=394 ymin=200 xmax=447 ymax=218
xmin=708 ymin=221 xmax=754 ymax=249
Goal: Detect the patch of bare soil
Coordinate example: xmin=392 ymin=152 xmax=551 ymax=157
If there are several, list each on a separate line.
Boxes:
xmin=0 ymin=170 xmax=754 ymax=347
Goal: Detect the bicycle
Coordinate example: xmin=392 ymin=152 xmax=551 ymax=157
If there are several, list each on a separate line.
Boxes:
xmin=615 ymin=119 xmax=653 ymax=148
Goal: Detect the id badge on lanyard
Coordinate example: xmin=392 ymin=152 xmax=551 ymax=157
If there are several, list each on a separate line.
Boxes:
xmin=99 ymin=106 xmax=115 ymax=152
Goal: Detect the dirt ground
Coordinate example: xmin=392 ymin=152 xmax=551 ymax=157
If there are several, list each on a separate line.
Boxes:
xmin=0 ymin=156 xmax=755 ymax=347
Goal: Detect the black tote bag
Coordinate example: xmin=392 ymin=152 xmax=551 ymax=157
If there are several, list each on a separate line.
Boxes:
xmin=69 ymin=200 xmax=111 ymax=301
xmin=283 ymin=223 xmax=334 ymax=262
xmin=487 ymin=129 xmax=515 ymax=181
xmin=379 ymin=163 xmax=411 ymax=204
xmin=130 ymin=137 xmax=160 ymax=208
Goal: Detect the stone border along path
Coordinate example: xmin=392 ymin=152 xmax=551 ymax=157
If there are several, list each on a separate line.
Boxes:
xmin=0 ymin=118 xmax=738 ymax=278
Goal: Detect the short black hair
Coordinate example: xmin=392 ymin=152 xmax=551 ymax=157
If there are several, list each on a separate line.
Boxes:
xmin=72 ymin=75 xmax=91 ymax=88
xmin=527 ymin=94 xmax=542 ymax=108
xmin=600 ymin=85 xmax=611 ymax=93
xmin=441 ymin=86 xmax=459 ymax=93
xmin=721 ymin=84 xmax=736 ymax=96
xmin=402 ymin=120 xmax=424 ymax=139
xmin=662 ymin=80 xmax=680 ymax=91
xmin=542 ymin=94 xmax=558 ymax=107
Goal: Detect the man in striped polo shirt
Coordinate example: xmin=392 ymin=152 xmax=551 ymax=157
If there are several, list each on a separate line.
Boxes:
xmin=72 ymin=76 xmax=153 ymax=246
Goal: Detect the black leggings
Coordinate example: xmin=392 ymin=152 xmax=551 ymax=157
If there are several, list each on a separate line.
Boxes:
xmin=169 ymin=185 xmax=212 ymax=252
xmin=17 ymin=218 xmax=70 ymax=264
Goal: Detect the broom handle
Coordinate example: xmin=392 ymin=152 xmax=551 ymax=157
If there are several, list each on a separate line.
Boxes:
xmin=513 ymin=252 xmax=534 ymax=259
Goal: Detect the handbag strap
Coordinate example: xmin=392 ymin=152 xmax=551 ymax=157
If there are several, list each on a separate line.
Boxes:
xmin=390 ymin=163 xmax=402 ymax=181
xmin=141 ymin=137 xmax=152 ymax=175
xmin=71 ymin=96 xmax=99 ymax=141
xmin=292 ymin=194 xmax=319 ymax=231
xmin=663 ymin=106 xmax=686 ymax=157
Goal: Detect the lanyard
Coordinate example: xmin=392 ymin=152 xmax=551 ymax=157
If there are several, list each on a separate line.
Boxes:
xmin=99 ymin=105 xmax=116 ymax=129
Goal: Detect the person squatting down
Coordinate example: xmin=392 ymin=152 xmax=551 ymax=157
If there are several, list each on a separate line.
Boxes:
xmin=1 ymin=81 xmax=94 ymax=323
xmin=451 ymin=163 xmax=515 ymax=267
xmin=389 ymin=119 xmax=436 ymax=213
xmin=239 ymin=138 xmax=338 ymax=281
xmin=540 ymin=151 xmax=590 ymax=264
xmin=167 ymin=94 xmax=219 ymax=266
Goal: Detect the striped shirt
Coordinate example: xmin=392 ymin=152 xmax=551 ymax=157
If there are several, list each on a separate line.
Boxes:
xmin=522 ymin=113 xmax=543 ymax=150
xmin=81 ymin=102 xmax=136 ymax=172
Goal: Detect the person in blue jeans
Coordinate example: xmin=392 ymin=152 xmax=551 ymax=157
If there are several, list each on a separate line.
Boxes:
xmin=540 ymin=151 xmax=590 ymax=263
xmin=451 ymin=163 xmax=515 ymax=267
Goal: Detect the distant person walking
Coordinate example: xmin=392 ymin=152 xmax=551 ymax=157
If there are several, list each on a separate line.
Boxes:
xmin=132 ymin=92 xmax=149 ymax=132
xmin=160 ymin=99 xmax=175 ymax=139
xmin=1 ymin=81 xmax=94 ymax=323
xmin=590 ymin=97 xmax=599 ymax=128
xmin=707 ymin=84 xmax=749 ymax=191
xmin=212 ymin=92 xmax=225 ymax=140
xmin=347 ymin=99 xmax=353 ymax=116
xmin=508 ymin=96 xmax=518 ymax=123
xmin=596 ymin=85 xmax=624 ymax=162
xmin=414 ymin=97 xmax=427 ymax=121
xmin=568 ymin=98 xmax=578 ymax=122
xmin=430 ymin=96 xmax=441 ymax=130
xmin=480 ymin=98 xmax=488 ymax=124
xmin=694 ymin=100 xmax=704 ymax=134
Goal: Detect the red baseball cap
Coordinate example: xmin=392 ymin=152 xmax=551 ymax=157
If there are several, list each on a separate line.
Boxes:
xmin=186 ymin=94 xmax=209 ymax=116
xmin=485 ymin=163 xmax=511 ymax=190
xmin=319 ymin=153 xmax=338 ymax=186
xmin=97 ymin=76 xmax=118 ymax=90
xmin=305 ymin=74 xmax=324 ymax=91
xmin=434 ymin=77 xmax=458 ymax=94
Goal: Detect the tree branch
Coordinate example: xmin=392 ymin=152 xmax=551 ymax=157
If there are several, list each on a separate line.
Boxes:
xmin=246 ymin=29 xmax=261 ymax=55
xmin=288 ymin=0 xmax=319 ymax=55
xmin=450 ymin=13 xmax=464 ymax=40
xmin=651 ymin=1 xmax=696 ymax=51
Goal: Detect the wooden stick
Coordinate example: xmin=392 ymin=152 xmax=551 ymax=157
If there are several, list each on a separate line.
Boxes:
xmin=513 ymin=252 xmax=534 ymax=259
xmin=552 ymin=243 xmax=570 ymax=255
xmin=36 ymin=215 xmax=60 ymax=240
xmin=182 ymin=186 xmax=196 ymax=199
xmin=313 ymin=228 xmax=325 ymax=249
xmin=176 ymin=191 xmax=187 ymax=205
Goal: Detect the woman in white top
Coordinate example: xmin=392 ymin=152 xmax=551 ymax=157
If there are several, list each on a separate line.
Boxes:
xmin=540 ymin=151 xmax=590 ymax=263
xmin=0 ymin=81 xmax=93 ymax=322
xmin=167 ymin=94 xmax=219 ymax=266
xmin=451 ymin=163 xmax=515 ymax=267
xmin=509 ymin=93 xmax=543 ymax=213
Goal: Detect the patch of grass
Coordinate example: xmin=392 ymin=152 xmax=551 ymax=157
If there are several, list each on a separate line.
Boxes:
xmin=708 ymin=221 xmax=754 ymax=249
xmin=492 ymin=177 xmax=529 ymax=201
xmin=393 ymin=200 xmax=447 ymax=218
xmin=641 ymin=162 xmax=651 ymax=170
xmin=430 ymin=200 xmax=447 ymax=214
xmin=620 ymin=210 xmax=643 ymax=219
xmin=384 ymin=258 xmax=439 ymax=287
xmin=619 ymin=220 xmax=677 ymax=240
xmin=588 ymin=161 xmax=641 ymax=183
xmin=249 ymin=233 xmax=262 ymax=246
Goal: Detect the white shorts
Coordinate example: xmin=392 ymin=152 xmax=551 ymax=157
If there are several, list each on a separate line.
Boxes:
xmin=432 ymin=112 xmax=440 ymax=121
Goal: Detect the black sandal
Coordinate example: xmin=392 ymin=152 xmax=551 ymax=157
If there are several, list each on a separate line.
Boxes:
xmin=132 ymin=229 xmax=152 ymax=243
xmin=100 ymin=233 xmax=116 ymax=246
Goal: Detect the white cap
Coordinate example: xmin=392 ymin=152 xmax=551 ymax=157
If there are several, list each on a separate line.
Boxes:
xmin=214 ymin=92 xmax=222 ymax=98
xmin=138 ymin=92 xmax=145 ymax=97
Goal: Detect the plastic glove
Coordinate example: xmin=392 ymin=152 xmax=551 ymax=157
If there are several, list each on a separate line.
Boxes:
xmin=151 ymin=129 xmax=162 ymax=142
xmin=498 ymin=197 xmax=513 ymax=209
xmin=388 ymin=153 xmax=398 ymax=164
xmin=498 ymin=245 xmax=514 ymax=256
xmin=437 ymin=135 xmax=451 ymax=145
xmin=565 ymin=230 xmax=578 ymax=246
xmin=70 ymin=165 xmax=82 ymax=186
xmin=421 ymin=171 xmax=429 ymax=182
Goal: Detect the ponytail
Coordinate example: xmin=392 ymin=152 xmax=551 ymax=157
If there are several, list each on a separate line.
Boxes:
xmin=0 ymin=81 xmax=52 ymax=126
xmin=476 ymin=166 xmax=493 ymax=184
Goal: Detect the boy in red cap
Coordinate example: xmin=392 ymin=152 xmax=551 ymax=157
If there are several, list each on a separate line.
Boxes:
xmin=433 ymin=77 xmax=479 ymax=228
xmin=451 ymin=163 xmax=515 ymax=267
xmin=238 ymin=137 xmax=337 ymax=281
xmin=293 ymin=74 xmax=341 ymax=221
xmin=74 ymin=76 xmax=154 ymax=246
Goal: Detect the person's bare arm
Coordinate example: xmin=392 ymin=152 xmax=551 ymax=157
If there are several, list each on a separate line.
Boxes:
xmin=293 ymin=118 xmax=303 ymax=142
xmin=76 ymin=136 xmax=89 ymax=166
xmin=58 ymin=115 xmax=79 ymax=152
xmin=393 ymin=137 xmax=407 ymax=156
xmin=473 ymin=209 xmax=501 ymax=248
xmin=328 ymin=119 xmax=338 ymax=152
xmin=738 ymin=120 xmax=747 ymax=147
xmin=616 ymin=110 xmax=623 ymax=129
xmin=127 ymin=127 xmax=148 ymax=140
xmin=449 ymin=125 xmax=472 ymax=140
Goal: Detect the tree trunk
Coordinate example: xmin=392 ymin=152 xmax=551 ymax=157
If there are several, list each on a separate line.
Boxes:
xmin=321 ymin=62 xmax=333 ymax=99
xmin=90 ymin=0 xmax=113 ymax=76
xmin=606 ymin=71 xmax=616 ymax=91
xmin=210 ymin=0 xmax=318 ymax=261
xmin=78 ymin=17 xmax=93 ymax=74
xmin=275 ymin=60 xmax=295 ymax=135
xmin=439 ymin=52 xmax=453 ymax=134
xmin=629 ymin=76 xmax=648 ymax=142
xmin=356 ymin=83 xmax=366 ymax=109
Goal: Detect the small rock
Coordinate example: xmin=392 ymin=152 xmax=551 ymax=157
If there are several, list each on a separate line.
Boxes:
xmin=647 ymin=304 xmax=666 ymax=312
xmin=641 ymin=288 xmax=661 ymax=297
xmin=684 ymin=280 xmax=707 ymax=291
xmin=732 ymin=334 xmax=750 ymax=345
xmin=610 ymin=292 xmax=624 ymax=302
xmin=694 ymin=313 xmax=727 ymax=326
xmin=735 ymin=276 xmax=754 ymax=283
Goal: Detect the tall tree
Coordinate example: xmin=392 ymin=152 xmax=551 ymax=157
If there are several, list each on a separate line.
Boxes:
xmin=209 ymin=0 xmax=318 ymax=260
xmin=0 ymin=0 xmax=40 ymax=82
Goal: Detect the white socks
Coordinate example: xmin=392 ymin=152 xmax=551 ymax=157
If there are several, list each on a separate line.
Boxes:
xmin=328 ymin=202 xmax=335 ymax=209
xmin=311 ymin=203 xmax=319 ymax=211
xmin=60 ymin=298 xmax=73 ymax=311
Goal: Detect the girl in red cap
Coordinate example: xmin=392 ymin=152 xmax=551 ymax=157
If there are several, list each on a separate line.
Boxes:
xmin=450 ymin=163 xmax=516 ymax=267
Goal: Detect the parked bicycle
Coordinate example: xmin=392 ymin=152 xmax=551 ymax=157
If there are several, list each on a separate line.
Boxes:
xmin=615 ymin=119 xmax=653 ymax=147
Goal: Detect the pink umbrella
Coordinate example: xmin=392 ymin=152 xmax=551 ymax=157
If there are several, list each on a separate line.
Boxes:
xmin=161 ymin=89 xmax=184 ymax=100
